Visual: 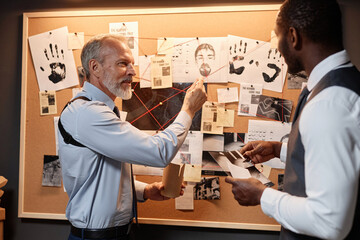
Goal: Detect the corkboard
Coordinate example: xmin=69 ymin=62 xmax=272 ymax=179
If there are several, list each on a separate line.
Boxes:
xmin=19 ymin=5 xmax=300 ymax=230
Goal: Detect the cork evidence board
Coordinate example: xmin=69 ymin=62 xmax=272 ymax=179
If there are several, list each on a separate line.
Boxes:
xmin=19 ymin=4 xmax=302 ymax=231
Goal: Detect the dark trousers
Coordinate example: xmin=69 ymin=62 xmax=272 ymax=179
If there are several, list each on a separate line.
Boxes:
xmin=68 ymin=232 xmax=130 ymax=240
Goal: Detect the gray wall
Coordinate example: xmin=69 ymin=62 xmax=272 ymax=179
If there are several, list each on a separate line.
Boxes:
xmin=0 ymin=0 xmax=359 ymax=239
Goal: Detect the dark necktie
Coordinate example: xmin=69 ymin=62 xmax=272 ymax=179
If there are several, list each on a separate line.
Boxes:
xmin=113 ymin=106 xmax=138 ymax=224
xmin=292 ymin=87 xmax=311 ymax=124
xmin=113 ymin=106 xmax=120 ymax=118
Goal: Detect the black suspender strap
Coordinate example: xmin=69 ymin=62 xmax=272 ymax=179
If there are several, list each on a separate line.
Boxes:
xmin=58 ymin=96 xmax=91 ymax=148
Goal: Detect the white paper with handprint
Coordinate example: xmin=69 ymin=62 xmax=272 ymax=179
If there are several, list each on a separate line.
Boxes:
xmin=109 ymin=22 xmax=139 ymax=66
xmin=171 ymin=37 xmax=227 ymax=83
xmin=227 ymin=35 xmax=287 ymax=93
xmin=29 ymin=27 xmax=79 ymax=91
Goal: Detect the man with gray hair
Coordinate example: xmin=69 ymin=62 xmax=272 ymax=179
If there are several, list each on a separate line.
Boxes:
xmin=58 ymin=34 xmax=207 ymax=240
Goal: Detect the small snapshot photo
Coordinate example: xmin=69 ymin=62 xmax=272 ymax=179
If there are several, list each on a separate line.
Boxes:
xmin=179 ymin=153 xmax=191 ymax=164
xmin=162 ymin=66 xmax=171 ymax=76
xmin=203 ymin=122 xmax=212 ymax=132
xmin=287 ymin=70 xmax=308 ymax=89
xmin=239 ymin=104 xmax=250 ymax=114
xmin=250 ymin=94 xmax=261 ymax=104
xmin=39 ymin=90 xmax=57 ymax=115
xmin=256 ymin=95 xmax=293 ymax=122
xmin=153 ymin=77 xmax=162 ymax=87
xmin=126 ymin=36 xmax=135 ymax=49
xmin=193 ymin=177 xmax=220 ymax=200
xmin=42 ymin=155 xmax=62 ymax=187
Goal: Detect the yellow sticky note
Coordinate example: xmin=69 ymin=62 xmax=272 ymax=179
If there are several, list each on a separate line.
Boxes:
xmin=217 ymin=108 xmax=235 ymax=127
xmin=183 ymin=164 xmax=202 ymax=182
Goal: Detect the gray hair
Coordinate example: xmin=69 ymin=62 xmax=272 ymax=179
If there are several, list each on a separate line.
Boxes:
xmin=80 ymin=34 xmax=127 ymax=79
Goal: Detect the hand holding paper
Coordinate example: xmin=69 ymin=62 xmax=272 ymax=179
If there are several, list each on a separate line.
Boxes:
xmin=240 ymin=140 xmax=282 ymax=164
xmin=225 ymin=177 xmax=266 ymax=206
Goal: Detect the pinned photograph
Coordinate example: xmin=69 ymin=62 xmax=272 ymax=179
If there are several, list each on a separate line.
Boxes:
xmin=123 ymin=82 xmax=203 ymax=131
xmin=256 ymin=95 xmax=293 ymax=122
xmin=42 ymin=155 xmax=62 ymax=187
xmin=287 ymin=70 xmax=308 ymax=89
xmin=109 ymin=22 xmax=139 ymax=65
xmin=193 ymin=177 xmax=220 ymax=200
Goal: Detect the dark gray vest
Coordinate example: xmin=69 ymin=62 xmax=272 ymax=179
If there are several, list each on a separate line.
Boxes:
xmin=281 ymin=66 xmax=360 ymax=239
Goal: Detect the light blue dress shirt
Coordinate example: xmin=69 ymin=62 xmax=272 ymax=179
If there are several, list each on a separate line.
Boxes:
xmin=58 ymin=81 xmax=192 ymax=229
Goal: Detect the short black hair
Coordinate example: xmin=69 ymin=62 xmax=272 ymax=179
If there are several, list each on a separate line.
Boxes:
xmin=277 ymin=0 xmax=343 ymax=48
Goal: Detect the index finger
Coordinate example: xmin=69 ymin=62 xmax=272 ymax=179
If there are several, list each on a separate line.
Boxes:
xmin=240 ymin=142 xmax=254 ymax=155
xmin=225 ymin=176 xmax=235 ymax=185
xmin=188 ymin=78 xmax=203 ymax=91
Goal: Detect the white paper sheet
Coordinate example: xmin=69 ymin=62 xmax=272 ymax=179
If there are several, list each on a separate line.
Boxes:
xmin=238 ymin=83 xmax=263 ymax=116
xmin=203 ymin=134 xmax=224 ymax=152
xmin=172 ymin=131 xmax=203 ymax=165
xmin=109 ymin=22 xmax=139 ymax=65
xmin=157 ymin=37 xmax=174 ymax=56
xmin=171 ymin=37 xmax=228 ymax=83
xmin=175 ymin=182 xmax=195 ymax=210
xmin=217 ymin=87 xmax=239 ymax=103
xmin=227 ymin=35 xmax=287 ymax=92
xmin=246 ymin=119 xmax=292 ymax=169
xmin=226 ymin=161 xmax=251 ymax=179
xmin=28 ymin=27 xmax=79 ymax=91
xmin=54 ymin=116 xmax=59 ymax=155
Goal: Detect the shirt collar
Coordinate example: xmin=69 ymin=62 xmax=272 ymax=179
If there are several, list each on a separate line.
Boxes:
xmin=81 ymin=81 xmax=115 ymax=110
xmin=307 ymin=50 xmax=351 ymax=91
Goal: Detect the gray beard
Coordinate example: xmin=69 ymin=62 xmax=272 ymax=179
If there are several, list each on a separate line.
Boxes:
xmin=103 ymin=77 xmax=132 ymax=100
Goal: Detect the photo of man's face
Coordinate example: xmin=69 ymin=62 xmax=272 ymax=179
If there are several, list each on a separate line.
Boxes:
xmin=195 ymin=43 xmax=215 ymax=77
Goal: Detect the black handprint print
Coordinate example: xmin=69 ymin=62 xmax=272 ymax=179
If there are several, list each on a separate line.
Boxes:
xmin=262 ymin=49 xmax=281 ymax=83
xmin=229 ymin=40 xmax=248 ymax=75
xmin=40 ymin=43 xmax=66 ymax=84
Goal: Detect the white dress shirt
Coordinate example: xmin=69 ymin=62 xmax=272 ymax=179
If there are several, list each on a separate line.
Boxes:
xmin=261 ymin=50 xmax=360 ymax=239
xmin=59 ymin=82 xmax=192 ymax=229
